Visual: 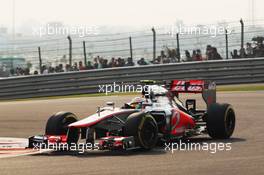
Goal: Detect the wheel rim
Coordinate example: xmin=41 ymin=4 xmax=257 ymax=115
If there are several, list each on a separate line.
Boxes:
xmin=140 ymin=118 xmax=157 ymax=147
xmin=225 ymin=109 xmax=235 ymax=135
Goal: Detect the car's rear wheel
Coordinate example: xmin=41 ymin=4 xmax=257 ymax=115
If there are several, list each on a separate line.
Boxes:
xmin=124 ymin=112 xmax=158 ymax=150
xmin=45 ymin=112 xmax=79 ymax=145
xmin=206 ymin=103 xmax=236 ymax=139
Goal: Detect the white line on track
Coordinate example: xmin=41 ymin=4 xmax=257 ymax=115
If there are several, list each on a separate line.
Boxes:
xmin=0 ymin=137 xmax=50 ymax=159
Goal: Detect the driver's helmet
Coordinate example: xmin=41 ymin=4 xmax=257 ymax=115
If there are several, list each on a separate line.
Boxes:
xmin=143 ymin=85 xmax=168 ymax=99
xmin=128 ymin=97 xmax=144 ymax=109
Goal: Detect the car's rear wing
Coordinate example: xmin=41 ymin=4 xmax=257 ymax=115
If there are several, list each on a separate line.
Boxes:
xmin=170 ymin=80 xmax=205 ymax=93
xmin=170 ymin=80 xmax=216 ymax=108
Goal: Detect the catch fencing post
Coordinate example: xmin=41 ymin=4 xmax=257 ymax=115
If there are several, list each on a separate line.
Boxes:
xmin=225 ymin=29 xmax=229 ymax=59
xmin=67 ymin=35 xmax=72 ymax=66
xmin=152 ymin=27 xmax=156 ymax=61
xmin=176 ymin=33 xmax=180 ymax=61
xmin=129 ymin=36 xmax=133 ymax=61
xmin=38 ymin=46 xmax=42 ymax=74
xmin=83 ymin=41 xmax=87 ymax=67
xmin=240 ymin=19 xmax=244 ymax=50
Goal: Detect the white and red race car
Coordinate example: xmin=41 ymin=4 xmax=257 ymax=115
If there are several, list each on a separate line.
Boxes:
xmin=29 ymin=80 xmax=236 ymax=151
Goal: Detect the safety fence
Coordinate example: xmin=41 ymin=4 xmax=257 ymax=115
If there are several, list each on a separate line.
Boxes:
xmin=0 ymin=57 xmax=263 ymax=100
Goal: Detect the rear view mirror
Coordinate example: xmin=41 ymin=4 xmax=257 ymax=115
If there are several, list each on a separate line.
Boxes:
xmin=106 ymin=102 xmax=115 ymax=109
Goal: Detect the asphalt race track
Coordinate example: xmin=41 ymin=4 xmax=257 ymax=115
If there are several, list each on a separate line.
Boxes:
xmin=0 ymin=91 xmax=264 ymax=175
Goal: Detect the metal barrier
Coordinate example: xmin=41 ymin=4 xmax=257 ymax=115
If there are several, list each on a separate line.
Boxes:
xmin=0 ymin=58 xmax=264 ymax=100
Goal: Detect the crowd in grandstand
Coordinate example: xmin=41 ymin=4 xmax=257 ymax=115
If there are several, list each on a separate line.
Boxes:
xmin=184 ymin=45 xmax=222 ymax=62
xmin=231 ymin=42 xmax=264 ymax=58
xmin=7 ymin=36 xmax=264 ymax=76
xmin=9 ymin=67 xmax=31 ymax=76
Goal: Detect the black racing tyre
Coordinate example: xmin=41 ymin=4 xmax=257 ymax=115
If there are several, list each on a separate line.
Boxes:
xmin=206 ymin=103 xmax=236 ymax=139
xmin=124 ymin=112 xmax=158 ymax=149
xmin=45 ymin=112 xmax=79 ymax=144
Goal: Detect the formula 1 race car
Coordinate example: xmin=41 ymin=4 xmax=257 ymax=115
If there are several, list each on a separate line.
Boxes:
xmin=29 ymin=80 xmax=236 ymax=151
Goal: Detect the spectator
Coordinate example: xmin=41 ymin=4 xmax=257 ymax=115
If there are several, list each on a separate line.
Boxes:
xmin=49 ymin=66 xmax=55 ymax=73
xmin=42 ymin=66 xmax=48 ymax=74
xmin=206 ymin=45 xmax=214 ymax=60
xmin=239 ymin=48 xmax=246 ymax=58
xmin=65 ymin=64 xmax=71 ymax=72
xmin=185 ymin=50 xmax=192 ymax=62
xmin=211 ymin=47 xmax=222 ymax=60
xmin=137 ymin=58 xmax=148 ymax=65
xmin=102 ymin=59 xmax=108 ymax=68
xmin=191 ymin=50 xmax=197 ymax=60
xmin=246 ymin=43 xmax=254 ymax=57
xmin=195 ymin=49 xmax=202 ymax=61
xmin=126 ymin=57 xmax=135 ymax=66
xmin=73 ymin=62 xmax=79 ymax=71
xmin=231 ymin=49 xmax=240 ymax=59
xmin=252 ymin=36 xmax=264 ymax=57
xmin=86 ymin=61 xmax=94 ymax=69
xmin=116 ymin=57 xmax=125 ymax=67
xmin=153 ymin=56 xmax=161 ymax=64
xmin=58 ymin=64 xmax=64 ymax=72
xmin=160 ymin=50 xmax=166 ymax=64
xmin=24 ymin=68 xmax=30 ymax=75
xmin=168 ymin=49 xmax=178 ymax=62
xmin=97 ymin=58 xmax=102 ymax=69
xmin=10 ymin=68 xmax=15 ymax=76
xmin=93 ymin=57 xmax=99 ymax=69
xmin=254 ymin=43 xmax=264 ymax=57
xmin=108 ymin=57 xmax=117 ymax=67
xmin=79 ymin=61 xmax=86 ymax=70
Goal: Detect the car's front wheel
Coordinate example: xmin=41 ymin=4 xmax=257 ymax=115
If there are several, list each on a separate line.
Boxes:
xmin=45 ymin=112 xmax=79 ymax=145
xmin=124 ymin=112 xmax=158 ymax=150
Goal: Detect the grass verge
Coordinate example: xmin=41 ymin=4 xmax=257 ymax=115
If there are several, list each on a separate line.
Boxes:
xmin=1 ymin=84 xmax=264 ymax=102
xmin=217 ymin=84 xmax=264 ymax=92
